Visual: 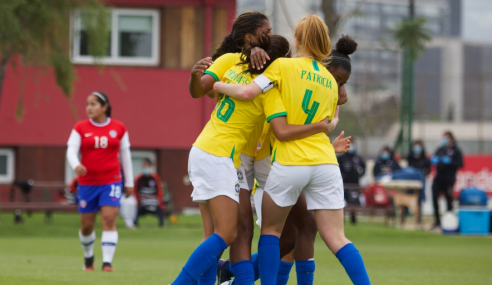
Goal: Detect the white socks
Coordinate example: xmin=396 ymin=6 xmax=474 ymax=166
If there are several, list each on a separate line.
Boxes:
xmin=101 ymin=231 xmax=118 ymax=264
xmin=79 ymin=231 xmax=96 ymax=258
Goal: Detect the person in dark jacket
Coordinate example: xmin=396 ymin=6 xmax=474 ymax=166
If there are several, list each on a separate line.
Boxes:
xmin=134 ymin=158 xmax=166 ymax=227
xmin=338 ymin=139 xmax=366 ymax=224
xmin=430 ymin=131 xmax=463 ymax=229
xmin=373 ymin=146 xmax=401 ymax=179
xmin=406 ymin=140 xmax=431 ymax=223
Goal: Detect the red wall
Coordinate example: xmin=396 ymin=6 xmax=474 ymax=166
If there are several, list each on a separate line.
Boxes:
xmin=0 ymin=63 xmax=216 ymax=149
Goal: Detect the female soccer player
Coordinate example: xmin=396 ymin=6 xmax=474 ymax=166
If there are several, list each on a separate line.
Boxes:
xmin=172 ymin=31 xmax=337 ymax=284
xmin=66 ymin=92 xmax=134 ymax=272
xmin=187 ymin=11 xmax=274 ymax=285
xmin=214 ymin=15 xmax=371 ymax=285
xmin=189 ymin=12 xmax=331 ymax=285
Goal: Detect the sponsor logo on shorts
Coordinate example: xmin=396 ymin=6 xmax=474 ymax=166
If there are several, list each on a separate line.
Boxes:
xmin=109 ymin=130 xmax=117 ymax=138
xmin=235 ymin=182 xmax=240 ymax=196
xmin=237 ymin=170 xmax=244 ymax=182
xmin=79 ymin=200 xmax=87 ymax=208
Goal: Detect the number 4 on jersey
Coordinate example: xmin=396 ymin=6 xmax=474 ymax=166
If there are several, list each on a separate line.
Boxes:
xmin=302 ymin=89 xmax=319 ymax=124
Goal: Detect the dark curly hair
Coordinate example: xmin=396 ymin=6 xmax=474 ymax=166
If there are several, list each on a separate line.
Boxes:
xmin=323 ymin=34 xmax=358 ymax=73
xmin=212 ymin=11 xmax=269 ymax=60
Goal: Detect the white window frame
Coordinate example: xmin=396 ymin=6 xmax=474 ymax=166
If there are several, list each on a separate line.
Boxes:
xmin=71 ymin=8 xmax=160 ymax=66
xmin=131 ymin=150 xmax=158 ymax=176
xmin=0 ymin=148 xmax=15 ymax=184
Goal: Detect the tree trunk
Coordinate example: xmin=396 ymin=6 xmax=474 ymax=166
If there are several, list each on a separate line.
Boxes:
xmin=0 ymin=51 xmax=11 ymax=109
xmin=321 ymin=0 xmax=340 ymax=39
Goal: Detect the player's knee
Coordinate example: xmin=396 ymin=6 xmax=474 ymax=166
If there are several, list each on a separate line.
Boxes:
xmin=279 ymin=231 xmax=296 ymax=254
xmin=80 ymin=224 xmax=94 ymax=235
xmin=324 ymin=232 xmax=349 ymax=254
xmin=216 ymin=227 xmax=238 ymax=245
xmin=101 ymin=215 xmax=117 ymax=229
xmin=299 ymin=216 xmax=318 ymax=239
xmin=237 ymin=219 xmax=254 ymax=240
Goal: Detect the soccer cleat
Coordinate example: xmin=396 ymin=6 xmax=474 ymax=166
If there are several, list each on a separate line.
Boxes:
xmin=83 ymin=256 xmax=94 ymax=271
xmin=217 ymin=259 xmax=234 ymax=284
xmin=102 ymin=262 xmax=114 ymax=272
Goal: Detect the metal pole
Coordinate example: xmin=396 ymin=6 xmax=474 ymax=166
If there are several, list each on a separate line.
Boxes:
xmin=478 ymin=75 xmax=484 ymax=153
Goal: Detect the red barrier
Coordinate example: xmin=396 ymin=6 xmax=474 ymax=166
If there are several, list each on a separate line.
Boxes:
xmin=429 ymin=155 xmax=492 ymax=196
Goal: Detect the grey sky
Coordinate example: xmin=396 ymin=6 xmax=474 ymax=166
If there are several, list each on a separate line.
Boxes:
xmin=463 ymin=0 xmax=492 ymax=43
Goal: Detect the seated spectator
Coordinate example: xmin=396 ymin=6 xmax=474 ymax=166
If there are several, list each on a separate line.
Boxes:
xmin=407 ymin=140 xmax=430 ymax=223
xmin=134 ymin=158 xmax=165 ymax=227
xmin=373 ymin=146 xmax=400 ymax=179
xmin=338 ymin=138 xmax=366 ymax=224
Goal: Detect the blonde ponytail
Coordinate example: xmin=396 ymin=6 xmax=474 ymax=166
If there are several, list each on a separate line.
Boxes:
xmin=294 ymin=15 xmax=332 ymax=62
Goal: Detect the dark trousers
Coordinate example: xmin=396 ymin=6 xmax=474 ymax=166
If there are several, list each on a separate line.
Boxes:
xmin=431 ymin=178 xmax=454 ymax=226
xmin=135 ymin=207 xmax=165 ymax=227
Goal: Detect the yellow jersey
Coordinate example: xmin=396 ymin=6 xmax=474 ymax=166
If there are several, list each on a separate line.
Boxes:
xmin=261 ymin=57 xmax=339 ymax=166
xmin=194 ymin=53 xmax=286 ymax=168
xmin=255 ymin=122 xmax=275 ymax=161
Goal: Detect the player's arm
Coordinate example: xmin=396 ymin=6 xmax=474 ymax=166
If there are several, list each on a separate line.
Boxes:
xmin=66 ymin=129 xmax=86 ymax=176
xmin=213 ymin=80 xmax=263 ymax=100
xmin=189 ymin=57 xmax=215 ymax=99
xmin=120 ymin=132 xmax=134 ymax=197
xmin=264 ymin=88 xmax=330 ymax=142
xmin=269 ymin=116 xmax=331 ymax=142
xmin=190 ymin=54 xmax=238 ymax=99
xmin=214 ymin=60 xmax=280 ymax=100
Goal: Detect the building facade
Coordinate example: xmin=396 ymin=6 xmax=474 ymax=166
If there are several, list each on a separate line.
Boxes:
xmin=0 ymin=0 xmax=236 ymax=211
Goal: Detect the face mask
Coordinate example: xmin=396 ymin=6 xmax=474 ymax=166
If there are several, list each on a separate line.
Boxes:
xmin=412 ymin=145 xmax=423 ymax=154
xmin=142 ymin=168 xmax=151 ymax=175
xmin=348 ymin=145 xmax=356 ymax=154
xmin=442 ymin=137 xmax=449 ymax=146
xmin=380 ymin=152 xmax=390 ymax=160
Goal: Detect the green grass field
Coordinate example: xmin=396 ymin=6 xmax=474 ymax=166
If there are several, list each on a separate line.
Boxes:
xmin=0 ymin=212 xmax=491 ymax=285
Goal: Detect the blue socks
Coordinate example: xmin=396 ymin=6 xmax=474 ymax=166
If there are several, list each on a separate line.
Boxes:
xmin=258 ymin=235 xmax=280 ymax=285
xmin=336 ymin=243 xmax=371 ymax=285
xmin=231 ymin=260 xmax=255 ymax=285
xmin=198 ymin=258 xmax=218 ymax=285
xmin=251 ymin=253 xmax=260 ymax=281
xmin=172 ymin=233 xmax=227 ymax=285
xmin=277 ymin=260 xmax=294 ymax=285
xmin=295 ymin=260 xmax=315 ymax=285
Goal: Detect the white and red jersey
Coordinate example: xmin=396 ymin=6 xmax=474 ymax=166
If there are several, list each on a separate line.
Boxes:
xmin=67 ymin=118 xmax=131 ymax=186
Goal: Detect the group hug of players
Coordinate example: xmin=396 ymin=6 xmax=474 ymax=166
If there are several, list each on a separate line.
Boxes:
xmin=66 ymin=11 xmax=371 ymax=285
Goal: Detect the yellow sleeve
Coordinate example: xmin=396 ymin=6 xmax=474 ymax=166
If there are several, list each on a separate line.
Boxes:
xmin=263 ymin=88 xmax=287 ymax=122
xmin=261 ymin=59 xmax=282 ymax=87
xmin=204 ymin=53 xmax=238 ymax=81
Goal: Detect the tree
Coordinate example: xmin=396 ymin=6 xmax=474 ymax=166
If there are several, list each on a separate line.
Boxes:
xmin=391 ymin=0 xmax=432 ymax=156
xmin=321 ymin=0 xmax=366 ymax=39
xmin=391 ymin=16 xmax=431 ymax=61
xmin=0 ymin=0 xmax=108 ymax=109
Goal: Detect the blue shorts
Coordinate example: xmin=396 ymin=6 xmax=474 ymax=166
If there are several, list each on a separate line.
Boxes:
xmin=77 ymin=182 xmax=123 ymax=213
